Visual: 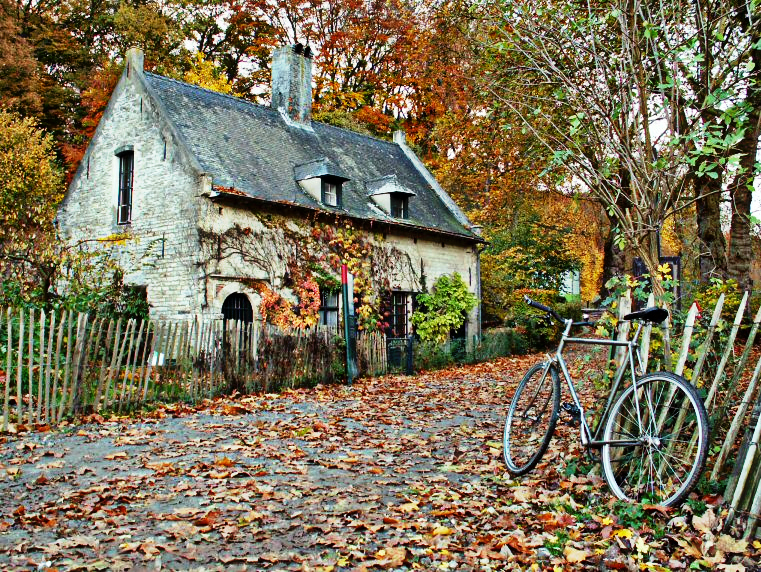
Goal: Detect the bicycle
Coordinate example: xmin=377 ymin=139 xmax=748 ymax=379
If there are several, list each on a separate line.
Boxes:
xmin=503 ymin=296 xmax=709 ymax=507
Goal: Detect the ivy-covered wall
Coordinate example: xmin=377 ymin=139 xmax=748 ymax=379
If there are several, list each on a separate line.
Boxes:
xmin=198 ymin=198 xmax=481 ymax=336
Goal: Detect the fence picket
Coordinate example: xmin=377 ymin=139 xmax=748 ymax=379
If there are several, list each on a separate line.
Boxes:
xmin=691 ymin=294 xmax=725 ymax=388
xmin=704 ymin=292 xmax=749 ymax=413
xmin=44 ymin=312 xmax=56 ymax=423
xmin=714 ymin=353 xmax=761 ymax=482
xmin=36 ymin=310 xmax=46 ymax=423
xmin=16 ymin=309 xmax=23 ymax=424
xmin=189 ymin=317 xmax=200 ymax=400
xmin=69 ymin=313 xmax=91 ymax=417
xmin=27 ymin=309 xmax=35 ymax=424
xmin=83 ymin=318 xmax=104 ymax=414
xmin=105 ymin=319 xmax=128 ymax=411
xmin=140 ymin=321 xmax=160 ymax=403
xmin=58 ymin=311 xmax=75 ymax=422
xmin=117 ymin=319 xmax=138 ymax=411
xmin=715 ymin=303 xmax=761 ymax=423
xmin=125 ymin=320 xmax=145 ymax=409
xmin=51 ymin=311 xmax=67 ymax=422
xmin=3 ymin=309 xmax=12 ymax=431
xmin=94 ymin=319 xmax=115 ymax=409
xmin=674 ymin=303 xmax=699 ymax=378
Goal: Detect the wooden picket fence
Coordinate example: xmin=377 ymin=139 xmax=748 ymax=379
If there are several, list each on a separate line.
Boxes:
xmin=356 ymin=331 xmax=388 ymax=377
xmin=0 ymin=308 xmax=372 ymax=431
xmin=613 ymin=291 xmax=761 ymax=538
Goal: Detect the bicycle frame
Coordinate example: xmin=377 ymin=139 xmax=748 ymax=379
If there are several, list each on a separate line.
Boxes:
xmin=546 ymin=319 xmax=648 ymax=448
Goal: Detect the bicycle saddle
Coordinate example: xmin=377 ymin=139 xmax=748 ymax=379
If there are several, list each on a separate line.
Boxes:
xmin=623 ymin=307 xmax=669 ymax=324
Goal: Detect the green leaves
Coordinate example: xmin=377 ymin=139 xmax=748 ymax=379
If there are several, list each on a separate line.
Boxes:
xmin=411 ymin=273 xmax=477 ymax=344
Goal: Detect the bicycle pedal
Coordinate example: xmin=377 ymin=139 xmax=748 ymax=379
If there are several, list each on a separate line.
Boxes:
xmin=561 ymin=402 xmax=581 ymax=426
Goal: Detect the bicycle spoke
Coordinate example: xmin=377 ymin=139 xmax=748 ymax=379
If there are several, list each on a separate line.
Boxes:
xmin=602 ymin=373 xmax=708 ymax=507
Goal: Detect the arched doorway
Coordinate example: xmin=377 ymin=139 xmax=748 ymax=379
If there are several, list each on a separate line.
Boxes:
xmin=221 ymin=293 xmax=253 ymax=323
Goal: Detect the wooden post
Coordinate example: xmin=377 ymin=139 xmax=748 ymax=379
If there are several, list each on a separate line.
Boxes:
xmin=104 ymin=318 xmax=127 ymax=411
xmin=15 ymin=309 xmax=23 ymax=424
xmin=704 ymin=292 xmax=749 ymax=413
xmin=715 ymin=301 xmax=761 ymax=423
xmin=3 ymin=308 xmax=12 ymax=431
xmin=69 ymin=313 xmax=92 ymax=417
xmin=124 ymin=320 xmax=145 ymax=409
xmin=51 ymin=310 xmax=67 ymax=422
xmin=57 ymin=311 xmax=75 ymax=422
xmin=82 ymin=317 xmax=104 ymax=414
xmin=690 ymin=294 xmax=725 ymax=388
xmin=44 ymin=311 xmax=56 ymax=423
xmin=674 ymin=303 xmax=699 ymax=378
xmin=27 ymin=309 xmax=35 ymax=424
xmin=189 ymin=317 xmax=201 ymax=400
xmin=117 ymin=319 xmax=138 ymax=411
xmin=37 ymin=310 xmax=46 ymax=423
xmin=141 ymin=321 xmax=162 ymax=402
xmin=724 ymin=401 xmax=761 ymax=534
xmin=713 ymin=353 xmax=761 ymax=481
xmin=94 ymin=319 xmax=115 ymax=411
xmin=614 ymin=292 xmax=632 ymax=371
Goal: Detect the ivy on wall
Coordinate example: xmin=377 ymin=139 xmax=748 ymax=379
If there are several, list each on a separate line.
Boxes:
xmin=199 ymin=212 xmax=422 ymax=332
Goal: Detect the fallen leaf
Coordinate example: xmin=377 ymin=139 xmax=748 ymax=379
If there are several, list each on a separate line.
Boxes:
xmin=564 ymin=546 xmax=591 ymax=563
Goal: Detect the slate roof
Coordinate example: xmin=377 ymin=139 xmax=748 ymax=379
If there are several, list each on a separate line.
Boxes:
xmin=143 ymin=73 xmax=478 ymax=240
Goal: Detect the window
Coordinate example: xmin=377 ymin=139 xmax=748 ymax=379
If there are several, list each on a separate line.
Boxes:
xmin=390 ymin=291 xmax=410 ymax=336
xmin=222 ymin=293 xmax=254 ymax=323
xmin=321 ymin=179 xmax=341 ymax=207
xmin=319 ymin=290 xmax=339 ymax=328
xmin=117 ymin=151 xmax=134 ymax=224
xmin=390 ymin=194 xmax=408 ymax=219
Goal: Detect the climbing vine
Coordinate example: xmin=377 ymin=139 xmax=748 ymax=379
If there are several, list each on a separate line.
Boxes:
xmin=199 ymin=210 xmax=421 ymax=332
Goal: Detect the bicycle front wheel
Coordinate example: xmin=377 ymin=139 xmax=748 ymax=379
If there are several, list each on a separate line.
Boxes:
xmin=601 ymin=372 xmax=709 ymax=507
xmin=503 ymin=362 xmax=560 ymax=475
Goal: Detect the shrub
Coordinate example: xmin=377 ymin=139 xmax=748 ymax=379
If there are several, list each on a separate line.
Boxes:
xmin=503 ymin=288 xmax=582 ymax=349
xmin=412 ymin=273 xmax=478 ymax=344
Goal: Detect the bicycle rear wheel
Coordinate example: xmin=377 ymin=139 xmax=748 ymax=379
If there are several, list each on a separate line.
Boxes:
xmin=601 ymin=372 xmax=709 ymax=507
xmin=503 ymin=362 xmax=560 ymax=475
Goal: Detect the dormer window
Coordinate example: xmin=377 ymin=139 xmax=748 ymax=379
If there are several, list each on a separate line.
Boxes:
xmin=367 ymin=175 xmax=415 ymax=219
xmin=390 ymin=194 xmax=408 ymax=219
xmin=322 ymin=179 xmax=342 ymax=207
xmin=294 ymin=158 xmax=349 ymax=209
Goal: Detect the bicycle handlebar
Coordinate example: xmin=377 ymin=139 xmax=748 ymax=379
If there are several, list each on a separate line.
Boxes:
xmin=523 ymin=295 xmax=564 ymax=323
xmin=523 ymin=295 xmax=597 ymax=328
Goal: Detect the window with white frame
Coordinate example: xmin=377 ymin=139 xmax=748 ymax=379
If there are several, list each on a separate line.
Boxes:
xmin=321 ymin=179 xmax=341 ymax=207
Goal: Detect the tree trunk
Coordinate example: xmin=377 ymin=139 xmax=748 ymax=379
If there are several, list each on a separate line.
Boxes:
xmin=695 ymin=174 xmax=728 ymax=282
xmin=728 ymin=46 xmax=760 ymax=291
xmin=601 ymin=229 xmax=627 ymax=298
xmin=636 ymin=231 xmax=666 ymax=303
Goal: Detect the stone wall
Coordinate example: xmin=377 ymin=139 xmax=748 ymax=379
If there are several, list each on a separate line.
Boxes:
xmin=198 ymin=201 xmax=481 ymax=338
xmin=58 ymin=61 xmax=206 ymax=320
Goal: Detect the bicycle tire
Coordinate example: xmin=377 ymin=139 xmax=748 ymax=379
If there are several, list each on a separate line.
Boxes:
xmin=601 ymin=372 xmax=709 ymax=507
xmin=503 ymin=362 xmax=560 ymax=475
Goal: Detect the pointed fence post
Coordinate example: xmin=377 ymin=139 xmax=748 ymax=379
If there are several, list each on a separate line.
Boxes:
xmin=704 ymin=292 xmax=749 ymax=413
xmin=3 ymin=308 xmax=12 ymax=432
xmin=690 ymin=294 xmax=725 ymax=388
xmin=674 ymin=303 xmax=699 ymax=378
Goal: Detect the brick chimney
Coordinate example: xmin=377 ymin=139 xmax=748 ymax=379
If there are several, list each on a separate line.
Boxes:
xmin=271 ymin=44 xmax=313 ymax=126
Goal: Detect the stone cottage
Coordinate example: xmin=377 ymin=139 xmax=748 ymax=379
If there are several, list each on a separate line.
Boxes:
xmin=58 ymin=46 xmax=483 ymax=338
